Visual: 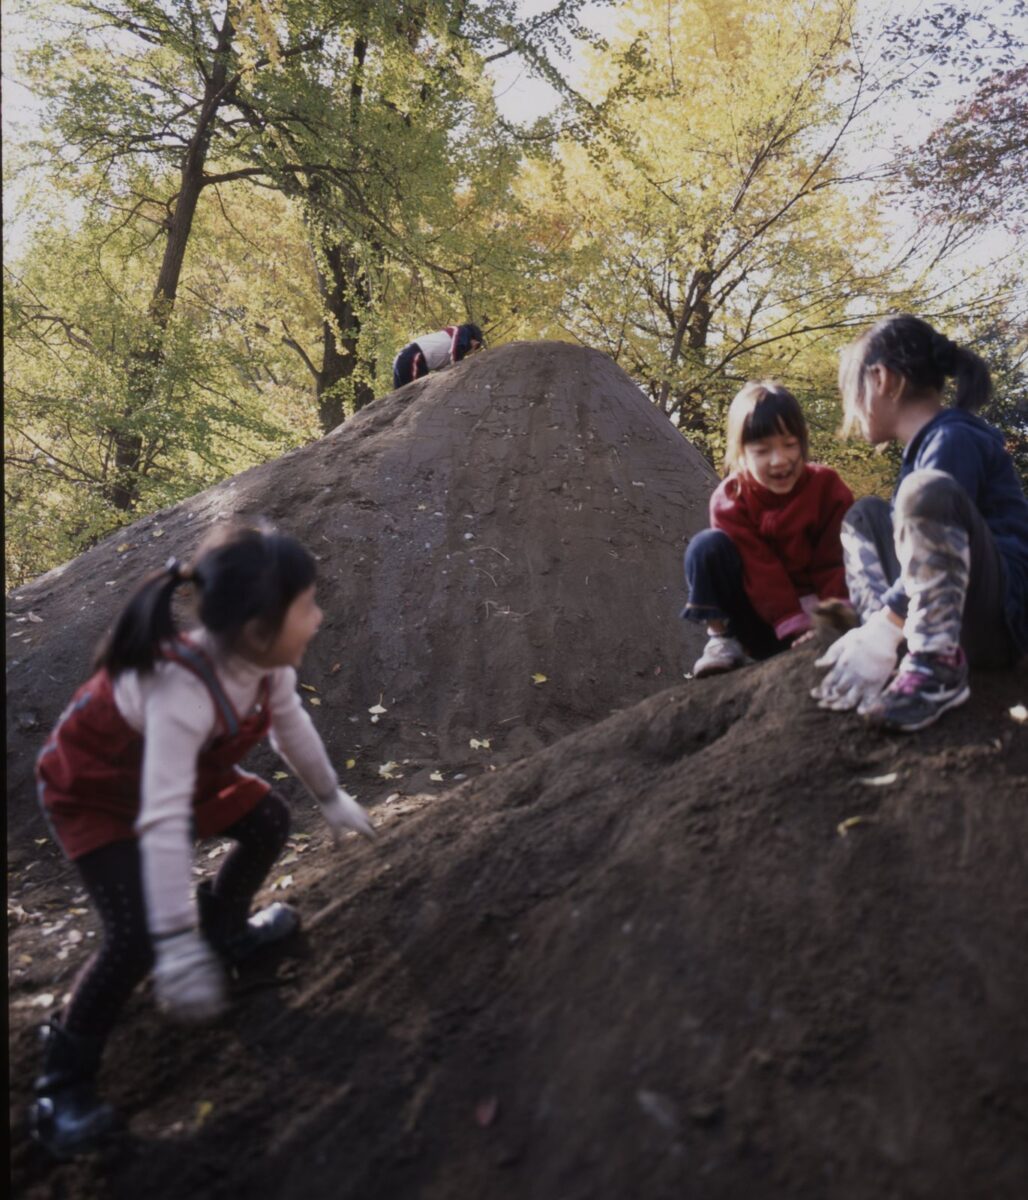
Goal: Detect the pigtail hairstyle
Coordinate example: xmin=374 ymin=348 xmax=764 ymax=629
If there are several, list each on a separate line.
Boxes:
xmin=94 ymin=557 xmax=192 ymax=676
xmin=95 ymin=523 xmax=316 ymax=678
xmin=856 ymin=314 xmax=992 ymax=412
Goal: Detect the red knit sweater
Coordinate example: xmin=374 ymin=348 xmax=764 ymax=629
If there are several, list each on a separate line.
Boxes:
xmin=710 ymin=463 xmax=854 ymax=640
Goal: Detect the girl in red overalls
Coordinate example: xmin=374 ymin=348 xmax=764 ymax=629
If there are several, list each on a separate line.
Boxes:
xmin=30 ymin=523 xmax=375 ymax=1158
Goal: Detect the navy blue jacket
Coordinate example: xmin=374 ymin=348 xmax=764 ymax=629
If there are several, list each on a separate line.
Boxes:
xmin=883 ymin=408 xmax=1028 ymax=654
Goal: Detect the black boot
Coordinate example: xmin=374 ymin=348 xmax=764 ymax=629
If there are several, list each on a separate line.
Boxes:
xmin=197 ymin=881 xmax=300 ymax=965
xmin=28 ymin=1018 xmax=119 ymax=1159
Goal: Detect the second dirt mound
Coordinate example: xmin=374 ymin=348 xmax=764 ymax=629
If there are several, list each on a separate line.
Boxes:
xmin=6 ymin=340 xmax=717 ymax=845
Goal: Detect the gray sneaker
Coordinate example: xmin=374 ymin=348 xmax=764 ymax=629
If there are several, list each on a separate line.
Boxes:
xmin=693 ymin=635 xmax=746 ymax=678
xmin=867 ymin=648 xmax=970 ymax=732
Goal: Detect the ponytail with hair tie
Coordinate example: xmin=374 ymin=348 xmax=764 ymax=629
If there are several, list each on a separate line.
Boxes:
xmin=931 ymin=331 xmax=958 ymax=376
xmin=165 ymin=556 xmax=194 ymax=584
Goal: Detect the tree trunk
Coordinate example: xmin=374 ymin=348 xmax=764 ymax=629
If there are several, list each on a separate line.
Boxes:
xmin=107 ymin=14 xmax=235 ymax=511
xmin=315 ymin=240 xmax=374 ymax=432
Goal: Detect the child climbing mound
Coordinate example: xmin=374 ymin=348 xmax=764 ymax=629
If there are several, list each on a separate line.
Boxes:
xmin=31 ymin=523 xmax=375 ymax=1159
xmin=683 ymin=381 xmax=854 ymax=677
xmin=813 ymin=314 xmax=1028 ymax=731
xmin=392 ymin=322 xmax=484 ymax=389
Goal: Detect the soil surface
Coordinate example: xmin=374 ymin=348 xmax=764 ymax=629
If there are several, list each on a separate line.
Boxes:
xmin=7 ymin=341 xmax=1028 ymax=1200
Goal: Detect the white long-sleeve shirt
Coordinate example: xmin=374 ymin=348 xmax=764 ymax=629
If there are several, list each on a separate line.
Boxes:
xmin=113 ymin=629 xmax=338 ymax=935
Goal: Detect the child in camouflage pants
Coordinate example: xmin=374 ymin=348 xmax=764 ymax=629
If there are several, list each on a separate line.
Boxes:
xmin=813 ymin=314 xmax=1028 ymax=731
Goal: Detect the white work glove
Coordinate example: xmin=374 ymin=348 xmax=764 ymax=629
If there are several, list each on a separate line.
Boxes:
xmin=811 ymin=607 xmax=905 ymax=714
xmin=320 ymin=787 xmax=377 ymax=844
xmin=153 ymin=929 xmax=228 ymax=1023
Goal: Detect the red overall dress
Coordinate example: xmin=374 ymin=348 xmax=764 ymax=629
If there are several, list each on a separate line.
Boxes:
xmin=36 ymin=637 xmax=272 ymax=860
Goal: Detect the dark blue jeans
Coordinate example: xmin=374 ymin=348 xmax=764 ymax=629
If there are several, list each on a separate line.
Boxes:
xmin=392 ymin=343 xmax=425 ymax=389
xmin=681 ymin=529 xmax=786 ymax=660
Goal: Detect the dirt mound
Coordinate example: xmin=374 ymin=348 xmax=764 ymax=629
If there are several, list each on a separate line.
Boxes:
xmin=5 ymin=339 xmax=717 ymax=857
xmin=9 ymin=648 xmax=1027 ymax=1199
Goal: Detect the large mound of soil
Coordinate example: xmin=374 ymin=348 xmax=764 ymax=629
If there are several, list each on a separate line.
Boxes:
xmin=8 ymin=340 xmax=1027 ymax=1199
xmin=6 ymin=339 xmax=717 ymax=856
xmin=9 ymin=649 xmax=1027 ymax=1199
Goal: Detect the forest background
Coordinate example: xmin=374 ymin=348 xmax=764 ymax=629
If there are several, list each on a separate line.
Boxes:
xmin=3 ymin=0 xmax=1026 ymax=587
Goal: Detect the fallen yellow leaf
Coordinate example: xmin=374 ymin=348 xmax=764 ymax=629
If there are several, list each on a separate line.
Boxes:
xmin=531 ymin=672 xmax=547 ymax=685
xmin=837 ymin=815 xmax=877 ymax=836
xmin=300 ymin=683 xmax=318 ymax=693
xmin=346 ymin=758 xmax=356 ymax=769
xmin=429 ymin=771 xmax=444 ymax=782
xmin=309 ymin=697 xmax=322 ymax=706
xmin=273 ymin=771 xmax=289 ymax=780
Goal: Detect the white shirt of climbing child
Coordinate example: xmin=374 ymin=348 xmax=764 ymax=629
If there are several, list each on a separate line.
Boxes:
xmin=416 ymin=328 xmax=456 ymax=371
xmin=112 ymin=627 xmax=338 ymax=937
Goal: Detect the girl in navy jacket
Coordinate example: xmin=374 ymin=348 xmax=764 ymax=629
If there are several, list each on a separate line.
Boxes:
xmin=813 ymin=314 xmax=1028 ymax=731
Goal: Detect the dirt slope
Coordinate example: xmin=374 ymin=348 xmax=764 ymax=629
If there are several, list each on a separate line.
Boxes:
xmin=9 ymin=648 xmax=1027 ymax=1200
xmin=6 ymin=339 xmax=716 ymax=857
xmin=7 ymin=339 xmax=1027 ymax=1200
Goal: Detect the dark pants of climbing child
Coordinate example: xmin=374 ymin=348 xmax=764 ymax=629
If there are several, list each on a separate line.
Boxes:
xmin=392 ymin=343 xmax=426 ymax=389
xmin=61 ymin=791 xmax=291 ymax=1044
xmin=842 ymin=470 xmax=1016 ymax=668
xmin=681 ymin=529 xmax=788 ymax=660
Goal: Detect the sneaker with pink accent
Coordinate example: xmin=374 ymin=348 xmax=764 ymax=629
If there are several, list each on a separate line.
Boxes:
xmin=867 ymin=648 xmax=970 ymax=732
xmin=693 ymin=634 xmax=746 ymax=679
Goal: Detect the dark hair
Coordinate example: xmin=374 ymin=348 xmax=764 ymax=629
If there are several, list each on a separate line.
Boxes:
xmin=453 ymin=323 xmax=485 ymax=362
xmin=96 ymin=522 xmax=317 ymax=676
xmin=844 ymin=314 xmax=991 ymax=415
xmin=725 ymin=381 xmax=809 ymax=472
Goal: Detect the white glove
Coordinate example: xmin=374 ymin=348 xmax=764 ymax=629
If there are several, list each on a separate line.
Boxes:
xmin=153 ymin=929 xmax=228 ymax=1023
xmin=811 ymin=607 xmax=904 ymax=714
xmin=320 ymin=787 xmax=377 ymax=843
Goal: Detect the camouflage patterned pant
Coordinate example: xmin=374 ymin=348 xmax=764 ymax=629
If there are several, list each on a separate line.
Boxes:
xmin=841 ymin=469 xmax=1015 ymax=667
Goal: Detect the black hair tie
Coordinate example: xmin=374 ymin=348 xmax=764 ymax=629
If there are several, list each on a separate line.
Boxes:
xmin=933 ymin=333 xmax=958 ymax=375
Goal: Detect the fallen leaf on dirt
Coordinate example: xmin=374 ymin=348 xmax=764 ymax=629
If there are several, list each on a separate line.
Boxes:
xmin=65 ymin=930 xmax=83 ymax=945
xmin=379 ymin=761 xmax=401 ymax=779
xmin=300 ymin=683 xmax=318 ymax=693
xmin=279 ymin=852 xmax=299 ymax=868
xmin=837 ymin=815 xmax=877 ymax=836
xmin=271 ymin=874 xmax=294 ymax=891
xmin=27 ymin=992 xmax=55 ymax=1010
xmin=27 ymin=611 xmax=44 ymax=623
xmin=1009 ymin=705 xmax=1027 ymax=723
xmin=273 ymin=771 xmax=289 ymax=780
xmin=370 ymin=715 xmax=380 ymax=724
xmin=429 ymin=771 xmax=444 ymax=782
xmin=860 ymin=772 xmax=897 ymax=787
xmin=470 ymin=738 xmax=492 ymax=750
xmin=152 ymin=528 xmax=164 ymax=538
xmin=330 ymin=662 xmax=342 ymax=674
xmin=309 ymin=697 xmax=322 ymax=706
xmin=34 ymin=838 xmax=48 ymax=845
xmin=346 ymin=758 xmax=356 ymax=769
xmin=195 ymin=1100 xmax=214 ymax=1128
xmin=116 ymin=543 xmax=132 ymax=553
xmin=531 ymin=673 xmax=547 ymax=685
xmin=368 ymin=703 xmax=388 ymax=715
xmin=475 ymin=1096 xmax=499 ymax=1127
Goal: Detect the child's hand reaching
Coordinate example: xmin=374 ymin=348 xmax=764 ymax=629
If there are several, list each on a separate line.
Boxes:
xmin=811 ymin=608 xmax=904 ymax=713
xmin=321 ymin=787 xmax=377 ymax=844
xmin=154 ymin=929 xmax=228 ymax=1022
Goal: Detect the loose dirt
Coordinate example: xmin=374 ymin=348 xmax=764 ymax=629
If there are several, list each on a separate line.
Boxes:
xmin=7 ymin=341 xmax=1028 ymax=1200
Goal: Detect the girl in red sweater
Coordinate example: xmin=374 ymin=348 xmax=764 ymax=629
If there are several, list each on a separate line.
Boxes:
xmin=683 ymin=381 xmax=854 ymax=676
